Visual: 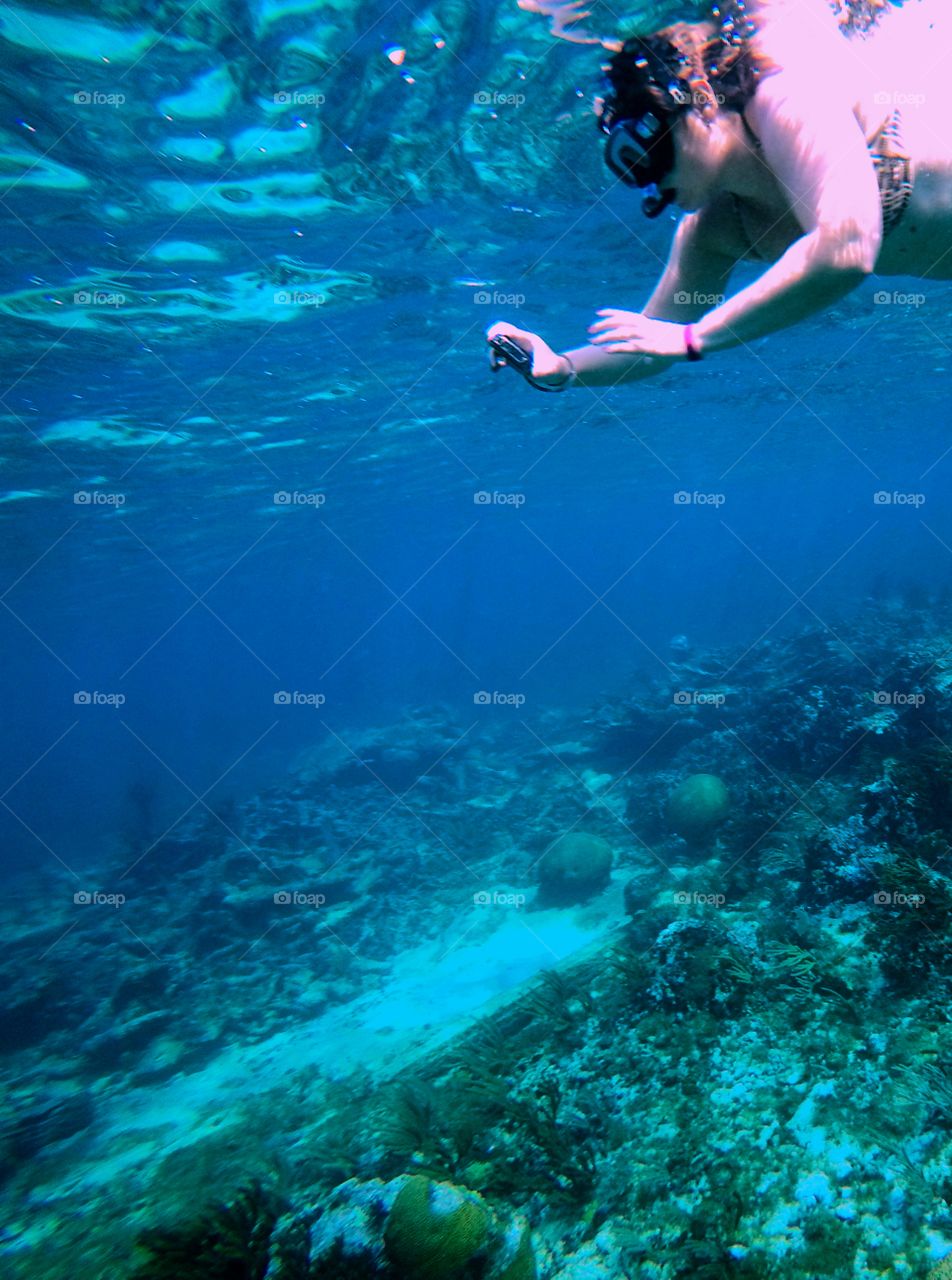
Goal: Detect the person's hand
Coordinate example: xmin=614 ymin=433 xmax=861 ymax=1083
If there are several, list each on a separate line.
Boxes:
xmin=589 ymin=309 xmax=687 ymax=358
xmin=487 ymin=322 xmax=570 ymax=386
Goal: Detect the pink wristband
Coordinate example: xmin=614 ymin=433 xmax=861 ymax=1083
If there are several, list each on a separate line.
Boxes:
xmin=684 ymin=325 xmax=703 ymax=362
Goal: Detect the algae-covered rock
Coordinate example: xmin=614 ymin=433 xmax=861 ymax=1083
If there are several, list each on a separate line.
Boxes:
xmin=536 ymin=832 xmax=613 ymax=905
xmin=490 ymin=1220 xmax=537 ymax=1280
xmin=310 ymin=1175 xmax=534 ymax=1280
xmin=667 ymin=773 xmax=730 ymax=838
xmin=384 ymin=1175 xmax=491 ymax=1279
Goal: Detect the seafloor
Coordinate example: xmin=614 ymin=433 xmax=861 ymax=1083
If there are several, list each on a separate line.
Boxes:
xmin=2 ymin=0 xmax=950 ymax=1276
xmin=3 ymin=605 xmax=952 ymax=1279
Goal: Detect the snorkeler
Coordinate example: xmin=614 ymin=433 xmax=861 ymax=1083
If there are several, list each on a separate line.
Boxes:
xmin=487 ymin=0 xmax=951 ymax=390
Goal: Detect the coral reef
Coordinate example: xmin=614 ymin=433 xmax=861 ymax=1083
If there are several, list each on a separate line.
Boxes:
xmin=130 ymin=1175 xmax=536 ymax=1280
xmin=666 ymin=773 xmax=731 ymax=838
xmin=6 ymin=613 xmax=952 ymax=1279
xmin=535 ymin=833 xmax=613 ymax=905
xmin=384 ymin=1175 xmax=491 ymax=1279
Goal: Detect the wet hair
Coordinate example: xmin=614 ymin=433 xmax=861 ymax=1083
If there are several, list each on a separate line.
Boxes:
xmin=601 ymin=1 xmax=770 ymax=128
xmin=832 ymin=0 xmax=892 ymax=36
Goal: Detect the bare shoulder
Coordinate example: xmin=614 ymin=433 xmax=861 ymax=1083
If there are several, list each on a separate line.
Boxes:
xmin=748 ymin=0 xmax=867 ymax=102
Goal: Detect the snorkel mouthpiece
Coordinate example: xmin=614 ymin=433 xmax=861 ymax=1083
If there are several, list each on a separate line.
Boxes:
xmin=642 ymin=185 xmax=675 ymax=218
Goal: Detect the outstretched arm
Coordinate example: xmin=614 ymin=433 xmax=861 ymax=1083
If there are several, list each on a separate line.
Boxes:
xmin=566 ymin=194 xmax=746 ymax=384
xmin=488 ymin=196 xmax=743 ymax=388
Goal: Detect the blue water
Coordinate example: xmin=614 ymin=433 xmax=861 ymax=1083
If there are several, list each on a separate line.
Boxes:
xmin=3 ymin=2 xmax=952 ymax=1277
xmin=5 ymin=215 xmax=947 ymax=866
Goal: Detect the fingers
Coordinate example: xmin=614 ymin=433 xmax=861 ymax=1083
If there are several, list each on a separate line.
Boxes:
xmin=590 ymin=330 xmax=632 ymax=345
xmin=589 ymin=310 xmax=639 ymax=334
xmin=487 ymin=321 xmax=517 ymax=373
xmin=487 ymin=321 xmax=527 ymax=341
xmin=589 ymin=311 xmax=616 ymax=333
xmin=590 ymin=330 xmax=638 ymax=352
xmin=590 ymin=304 xmax=645 ymax=349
